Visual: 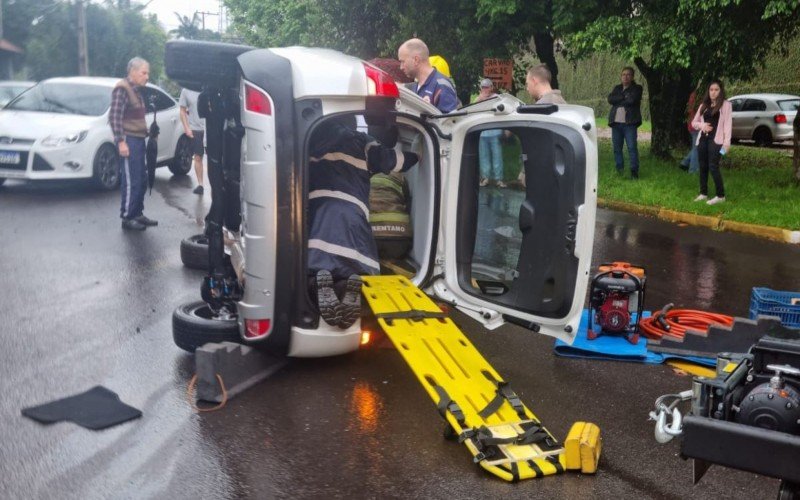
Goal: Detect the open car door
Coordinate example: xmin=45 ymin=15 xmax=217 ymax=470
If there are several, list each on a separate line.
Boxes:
xmin=430 ymin=97 xmax=597 ymax=344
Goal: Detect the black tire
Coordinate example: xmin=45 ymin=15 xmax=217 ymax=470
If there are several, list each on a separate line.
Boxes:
xmin=169 ymin=134 xmax=193 ymax=176
xmin=172 ymin=301 xmax=242 ymax=352
xmin=180 ymin=234 xmax=209 ymax=270
xmin=753 ymin=127 xmax=773 ymax=147
xmin=92 ymin=143 xmax=119 ymax=190
xmin=165 ymin=40 xmax=253 ymax=91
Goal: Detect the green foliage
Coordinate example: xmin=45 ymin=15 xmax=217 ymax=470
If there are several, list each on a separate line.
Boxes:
xmin=13 ymin=1 xmax=167 ymax=80
xmin=558 ymin=0 xmax=800 ymax=156
xmin=597 ymin=139 xmax=800 ymax=229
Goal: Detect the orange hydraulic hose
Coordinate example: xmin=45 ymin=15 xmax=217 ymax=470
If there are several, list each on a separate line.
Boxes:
xmin=638 ymin=304 xmax=734 ymax=341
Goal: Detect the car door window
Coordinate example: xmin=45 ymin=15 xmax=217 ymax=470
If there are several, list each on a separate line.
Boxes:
xmin=456 ymin=123 xmax=586 ymax=318
xmin=141 ymin=87 xmax=176 ymax=112
xmin=730 ymin=99 xmax=743 ymax=112
xmin=742 ymin=99 xmax=766 ymax=112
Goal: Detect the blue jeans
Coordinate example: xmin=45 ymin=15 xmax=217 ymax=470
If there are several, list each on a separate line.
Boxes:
xmin=680 ymin=130 xmax=700 ymax=173
xmin=119 ymin=135 xmax=147 ymax=219
xmin=611 ymin=124 xmax=639 ymax=174
xmin=479 ymin=130 xmax=503 ymax=181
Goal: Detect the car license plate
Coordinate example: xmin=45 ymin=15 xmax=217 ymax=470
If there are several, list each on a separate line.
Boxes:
xmin=0 ymin=150 xmax=20 ymax=164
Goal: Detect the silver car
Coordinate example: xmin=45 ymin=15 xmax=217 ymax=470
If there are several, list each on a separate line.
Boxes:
xmin=729 ymin=93 xmax=799 ymax=146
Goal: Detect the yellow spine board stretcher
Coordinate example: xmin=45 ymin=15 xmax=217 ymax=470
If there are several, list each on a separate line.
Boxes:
xmin=362 ymin=275 xmax=600 ymax=481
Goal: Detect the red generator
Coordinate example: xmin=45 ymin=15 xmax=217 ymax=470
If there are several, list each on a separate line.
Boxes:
xmin=587 ymin=262 xmax=646 ymax=344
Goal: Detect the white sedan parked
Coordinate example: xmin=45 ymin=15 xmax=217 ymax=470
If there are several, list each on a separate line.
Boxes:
xmin=0 ymin=76 xmax=192 ymax=189
xmin=729 ymin=93 xmax=799 ymax=147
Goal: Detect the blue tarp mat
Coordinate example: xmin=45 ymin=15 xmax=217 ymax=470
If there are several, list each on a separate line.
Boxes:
xmin=554 ymin=310 xmax=716 ymax=367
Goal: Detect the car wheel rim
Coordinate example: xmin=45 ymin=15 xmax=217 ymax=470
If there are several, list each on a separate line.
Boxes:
xmin=98 ymin=147 xmax=118 ymax=188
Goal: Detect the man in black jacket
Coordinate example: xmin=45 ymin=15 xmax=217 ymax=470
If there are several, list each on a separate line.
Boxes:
xmin=607 ymin=67 xmax=643 ymax=179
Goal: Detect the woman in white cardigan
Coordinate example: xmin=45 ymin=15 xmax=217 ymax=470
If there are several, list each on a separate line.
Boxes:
xmin=691 ymin=79 xmax=732 ymax=205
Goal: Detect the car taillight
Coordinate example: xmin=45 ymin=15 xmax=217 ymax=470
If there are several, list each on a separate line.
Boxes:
xmin=774 ymin=113 xmax=787 ymax=124
xmin=244 ymin=318 xmax=271 ymax=339
xmin=245 ymin=82 xmax=272 ymax=115
xmin=363 ymin=63 xmax=399 ymax=98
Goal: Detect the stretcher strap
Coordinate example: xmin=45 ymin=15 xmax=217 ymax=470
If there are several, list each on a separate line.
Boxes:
xmin=376 ymin=309 xmax=447 ymax=323
xmin=478 ymin=373 xmax=527 ymax=420
xmin=433 ymin=385 xmax=465 ymax=426
xmin=460 ymin=422 xmax=560 ymax=463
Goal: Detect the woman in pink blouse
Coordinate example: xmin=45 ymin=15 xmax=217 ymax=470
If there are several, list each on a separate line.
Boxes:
xmin=691 ymin=80 xmax=732 ymax=205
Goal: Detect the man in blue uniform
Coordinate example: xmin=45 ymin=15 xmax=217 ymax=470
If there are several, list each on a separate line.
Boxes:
xmin=308 ymin=115 xmax=418 ymax=328
xmin=398 ymin=38 xmax=458 ymax=113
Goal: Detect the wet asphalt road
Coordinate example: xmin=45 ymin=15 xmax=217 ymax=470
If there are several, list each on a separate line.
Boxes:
xmin=2 ymin=172 xmax=799 ymax=499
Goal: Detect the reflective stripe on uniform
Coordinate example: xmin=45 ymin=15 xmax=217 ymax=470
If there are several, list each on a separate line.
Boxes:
xmin=308 ymin=238 xmax=380 ymax=272
xmin=310 ymin=152 xmax=367 ymax=171
xmin=122 ymin=156 xmax=132 ymax=218
xmin=309 ymin=189 xmax=369 ymax=219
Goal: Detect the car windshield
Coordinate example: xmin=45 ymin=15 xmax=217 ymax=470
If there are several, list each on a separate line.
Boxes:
xmin=0 ymin=86 xmax=31 ymax=106
xmin=777 ymin=99 xmax=800 ymax=112
xmin=5 ymin=82 xmax=111 ymax=116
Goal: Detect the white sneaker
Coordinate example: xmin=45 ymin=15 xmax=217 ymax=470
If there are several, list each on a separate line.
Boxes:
xmin=496 ymin=181 xmax=507 ymax=188
xmin=693 ymin=194 xmax=708 ymax=202
xmin=706 ymin=196 xmax=726 ymax=205
xmin=479 ymin=177 xmax=489 ymax=187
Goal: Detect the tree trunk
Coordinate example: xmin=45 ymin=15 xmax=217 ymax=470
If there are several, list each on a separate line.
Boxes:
xmin=635 ymin=57 xmax=692 ymax=158
xmin=794 ymin=110 xmax=800 ymax=183
xmin=533 ymin=31 xmax=558 ymax=89
xmin=532 ymin=0 xmax=558 ymax=89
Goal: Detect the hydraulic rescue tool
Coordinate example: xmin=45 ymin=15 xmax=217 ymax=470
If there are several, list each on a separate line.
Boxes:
xmin=587 ymin=262 xmax=646 ymax=344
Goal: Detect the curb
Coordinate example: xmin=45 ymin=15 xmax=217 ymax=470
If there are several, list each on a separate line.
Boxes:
xmin=597 ymin=198 xmax=800 ymax=244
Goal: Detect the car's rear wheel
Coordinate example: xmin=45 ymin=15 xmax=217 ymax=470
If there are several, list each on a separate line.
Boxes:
xmin=169 ymin=134 xmax=193 ymax=176
xmin=92 ymin=143 xmax=120 ymax=190
xmin=753 ymin=127 xmax=773 ymax=147
xmin=181 ymin=234 xmax=209 ymax=270
xmin=172 ymin=301 xmax=242 ymax=353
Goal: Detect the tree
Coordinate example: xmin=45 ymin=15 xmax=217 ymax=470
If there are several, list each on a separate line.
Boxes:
xmin=24 ymin=1 xmax=166 ymax=80
xmin=557 ymin=0 xmax=800 ymax=157
xmin=225 ymin=0 xmax=557 ymax=102
xmin=170 ymin=12 xmax=222 ymax=41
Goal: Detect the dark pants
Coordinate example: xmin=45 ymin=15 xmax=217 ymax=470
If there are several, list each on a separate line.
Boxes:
xmin=611 ymin=124 xmax=639 ymax=173
xmin=119 ymin=135 xmax=147 ymax=219
xmin=697 ymin=136 xmax=725 ymax=197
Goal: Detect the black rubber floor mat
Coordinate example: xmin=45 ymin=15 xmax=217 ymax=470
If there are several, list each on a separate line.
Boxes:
xmin=21 ymin=386 xmax=142 ymax=430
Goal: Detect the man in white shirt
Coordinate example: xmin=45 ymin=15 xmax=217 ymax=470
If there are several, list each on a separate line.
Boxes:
xmin=178 ymin=88 xmax=206 ymax=194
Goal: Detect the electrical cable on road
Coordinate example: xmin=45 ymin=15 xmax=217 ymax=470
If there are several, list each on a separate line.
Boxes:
xmin=638 ymin=303 xmax=734 ymax=340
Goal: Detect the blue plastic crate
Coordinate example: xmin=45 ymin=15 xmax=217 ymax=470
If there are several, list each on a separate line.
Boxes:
xmin=748 ymin=287 xmax=800 ymax=328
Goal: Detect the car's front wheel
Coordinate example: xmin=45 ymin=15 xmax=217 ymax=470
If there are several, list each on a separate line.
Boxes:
xmin=172 ymin=301 xmax=242 ymax=353
xmin=753 ymin=127 xmax=773 ymax=147
xmin=92 ymin=143 xmax=120 ymax=190
xmin=169 ymin=134 xmax=193 ymax=176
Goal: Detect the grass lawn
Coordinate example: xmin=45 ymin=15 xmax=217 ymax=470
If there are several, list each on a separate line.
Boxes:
xmin=595 ymin=117 xmax=652 ymax=132
xmin=597 ymin=139 xmax=800 ymax=230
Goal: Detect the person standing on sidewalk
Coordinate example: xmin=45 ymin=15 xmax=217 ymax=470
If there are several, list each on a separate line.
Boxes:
xmin=109 ymin=57 xmax=157 ymax=231
xmin=179 ymin=88 xmax=206 ymax=195
xmin=475 ymin=78 xmax=504 ymax=187
xmin=691 ymin=79 xmax=731 ymax=206
xmin=607 ymin=66 xmax=643 ymax=179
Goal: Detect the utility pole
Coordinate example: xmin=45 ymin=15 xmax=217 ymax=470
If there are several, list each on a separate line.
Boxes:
xmin=197 ymin=10 xmax=218 ymax=34
xmin=76 ymin=0 xmax=89 ymax=75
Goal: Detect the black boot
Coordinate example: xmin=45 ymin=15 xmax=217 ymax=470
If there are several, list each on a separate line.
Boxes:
xmin=337 ymin=275 xmax=363 ymax=329
xmin=316 ymin=270 xmax=341 ymax=326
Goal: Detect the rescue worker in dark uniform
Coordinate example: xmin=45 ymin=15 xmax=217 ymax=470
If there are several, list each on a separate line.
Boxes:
xmin=398 ymin=38 xmax=458 ymax=113
xmin=308 ymin=115 xmax=418 ymax=328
